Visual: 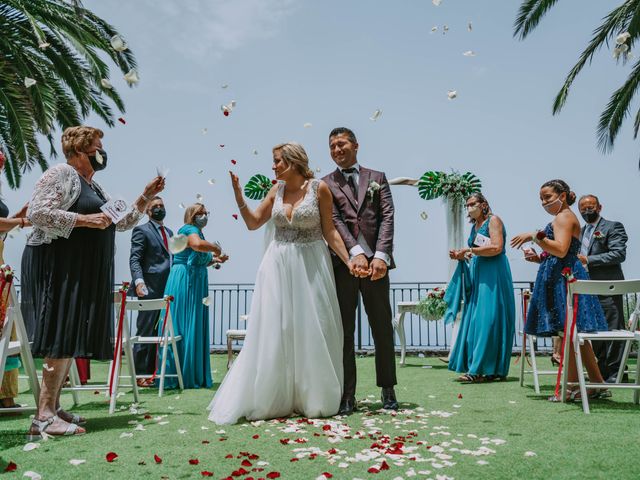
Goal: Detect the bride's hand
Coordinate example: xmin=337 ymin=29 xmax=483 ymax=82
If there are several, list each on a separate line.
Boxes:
xmin=229 ymin=171 xmax=246 ymax=206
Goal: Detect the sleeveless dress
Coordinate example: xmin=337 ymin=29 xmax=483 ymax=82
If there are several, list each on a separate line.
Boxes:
xmin=208 ymin=179 xmax=344 ymax=424
xmin=448 ymin=216 xmax=516 ymax=377
xmin=525 ymin=223 xmax=607 ymax=336
xmin=22 ymin=177 xmax=116 ymax=359
xmin=159 ymin=224 xmax=212 ymax=389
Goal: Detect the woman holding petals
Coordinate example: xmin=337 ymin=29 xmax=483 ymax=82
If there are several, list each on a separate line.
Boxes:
xmin=511 ymin=179 xmax=608 ymax=401
xmin=21 ymin=126 xmax=164 ymax=437
xmin=208 ymin=142 xmax=353 ymax=424
xmin=159 ymin=203 xmax=228 ymax=389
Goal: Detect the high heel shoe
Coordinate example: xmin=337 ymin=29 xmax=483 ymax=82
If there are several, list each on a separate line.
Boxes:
xmin=550 ymin=353 xmax=561 ymax=366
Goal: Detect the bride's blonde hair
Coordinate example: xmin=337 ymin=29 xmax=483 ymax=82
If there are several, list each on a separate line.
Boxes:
xmin=272 ymin=142 xmax=314 ymax=179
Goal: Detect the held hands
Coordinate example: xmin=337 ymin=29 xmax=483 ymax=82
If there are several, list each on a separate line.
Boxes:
xmin=370 ymin=258 xmax=388 ymax=281
xmin=350 ymin=254 xmax=371 ymax=278
xmin=510 ymin=232 xmax=534 ymax=250
xmin=78 ymin=213 xmax=112 ymax=229
xmin=215 ymin=254 xmax=230 ymax=264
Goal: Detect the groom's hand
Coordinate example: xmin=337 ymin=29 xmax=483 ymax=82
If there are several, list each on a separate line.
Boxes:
xmin=351 ymin=254 xmax=369 ymax=278
xmin=370 ymin=258 xmax=388 ymax=281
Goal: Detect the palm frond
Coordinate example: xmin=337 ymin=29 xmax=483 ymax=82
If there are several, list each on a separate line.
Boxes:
xmin=513 ymin=0 xmax=560 ymax=40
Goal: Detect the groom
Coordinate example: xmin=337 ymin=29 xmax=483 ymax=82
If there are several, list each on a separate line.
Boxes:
xmin=323 ymin=127 xmax=398 ymax=414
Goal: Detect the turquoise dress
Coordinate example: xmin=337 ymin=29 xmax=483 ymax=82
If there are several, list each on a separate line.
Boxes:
xmin=448 ymin=216 xmax=516 ymax=378
xmin=158 ymin=224 xmax=212 ymax=389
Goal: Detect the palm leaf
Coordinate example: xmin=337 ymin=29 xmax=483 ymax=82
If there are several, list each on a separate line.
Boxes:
xmin=513 ymin=0 xmax=560 ymax=40
xmin=417 ymin=171 xmax=444 ymax=201
xmin=244 ymin=174 xmax=273 ymax=200
xmin=461 ymin=172 xmax=482 ymax=193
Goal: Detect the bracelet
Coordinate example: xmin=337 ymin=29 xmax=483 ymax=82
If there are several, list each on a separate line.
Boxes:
xmin=141 ymin=193 xmax=151 ymax=202
xmin=238 ymin=203 xmax=247 ymax=210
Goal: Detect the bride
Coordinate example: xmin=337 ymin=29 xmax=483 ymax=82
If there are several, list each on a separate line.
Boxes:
xmin=208 ymin=142 xmax=354 ymax=424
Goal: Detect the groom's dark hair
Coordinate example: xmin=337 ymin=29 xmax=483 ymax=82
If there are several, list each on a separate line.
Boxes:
xmin=329 ymin=127 xmax=358 ymax=144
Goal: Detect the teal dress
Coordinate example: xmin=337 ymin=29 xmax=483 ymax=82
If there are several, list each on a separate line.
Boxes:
xmin=448 ymin=216 xmax=516 ymax=378
xmin=158 ymin=224 xmax=212 ymax=389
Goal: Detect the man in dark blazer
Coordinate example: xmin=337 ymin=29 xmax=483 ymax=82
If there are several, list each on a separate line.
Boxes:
xmin=129 ymin=196 xmax=173 ymax=386
xmin=323 ymin=127 xmax=397 ymax=414
xmin=578 ymin=194 xmax=629 ymax=383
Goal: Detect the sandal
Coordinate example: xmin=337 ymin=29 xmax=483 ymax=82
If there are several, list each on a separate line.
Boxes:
xmin=27 ymin=415 xmax=85 ymax=440
xmin=460 ymin=374 xmax=487 ymax=384
xmin=57 ymin=408 xmax=86 ymax=426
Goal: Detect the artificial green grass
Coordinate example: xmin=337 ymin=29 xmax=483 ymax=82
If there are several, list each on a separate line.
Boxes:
xmin=1 ymin=354 xmax=639 ymax=479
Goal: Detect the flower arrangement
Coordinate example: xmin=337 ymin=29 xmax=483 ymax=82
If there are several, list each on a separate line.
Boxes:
xmin=367 ymin=180 xmax=380 ymax=201
xmin=415 ymin=287 xmax=448 ymax=321
xmin=561 ymin=267 xmax=576 ymax=283
xmin=417 ymin=170 xmax=482 ymax=203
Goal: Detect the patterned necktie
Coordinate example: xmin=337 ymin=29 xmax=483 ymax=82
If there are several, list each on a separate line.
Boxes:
xmin=342 ymin=167 xmax=358 ymax=198
xmin=159 ymin=225 xmax=169 ymax=251
xmin=581 ymin=224 xmax=593 ymax=255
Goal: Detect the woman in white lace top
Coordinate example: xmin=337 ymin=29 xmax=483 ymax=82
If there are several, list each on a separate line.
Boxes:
xmin=21 ymin=126 xmax=164 ymax=438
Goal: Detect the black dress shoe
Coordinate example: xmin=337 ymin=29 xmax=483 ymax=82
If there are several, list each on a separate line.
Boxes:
xmin=381 ymin=387 xmax=399 ymax=410
xmin=338 ymin=396 xmax=356 ymax=415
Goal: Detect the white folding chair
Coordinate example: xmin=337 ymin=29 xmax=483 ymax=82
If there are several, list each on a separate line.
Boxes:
xmin=0 ymin=282 xmax=40 ymax=414
xmin=519 ymin=290 xmax=557 ymax=394
xmin=127 ymin=295 xmax=184 ymax=397
xmin=226 ymin=315 xmax=248 ymax=369
xmin=562 ymin=279 xmax=640 ymax=414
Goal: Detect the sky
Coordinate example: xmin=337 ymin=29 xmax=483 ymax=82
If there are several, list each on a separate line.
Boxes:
xmin=2 ymin=0 xmax=639 ymax=285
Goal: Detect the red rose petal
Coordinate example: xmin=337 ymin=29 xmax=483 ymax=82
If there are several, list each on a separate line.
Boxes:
xmin=154 ymin=454 xmax=162 ymax=464
xmin=271 ymin=180 xmax=277 ymax=185
xmin=144 ymin=414 xmax=152 ymax=419
xmin=252 ymin=434 xmax=259 ymax=439
xmin=219 ymin=144 xmax=225 ymax=148
xmin=223 ymin=111 xmax=230 ymax=117
xmin=327 ymin=448 xmax=337 ymax=455
xmin=202 ymin=440 xmax=210 ymax=444
xmin=322 ymin=425 xmax=331 ymax=431
xmin=241 ymin=460 xmax=252 ymax=467
xmin=266 ymin=473 xmax=281 ymax=479
xmin=290 ymin=458 xmax=298 ymax=462
xmin=118 ymin=117 xmax=126 ymax=124
xmin=4 ymin=462 xmax=17 ymax=472
xmin=367 ymin=467 xmax=380 ymax=474
xmin=231 ymin=159 xmax=237 ymax=165
xmin=106 ymin=452 xmax=118 ymax=462
xmin=232 ymin=214 xmax=238 ymax=220
xmin=225 ymin=454 xmax=234 ymax=459
xmin=201 ymin=472 xmax=214 ymax=477
xmin=380 ymin=460 xmax=390 ymax=471
xmin=248 ymin=454 xmax=259 ymax=460
xmin=189 ymin=459 xmax=200 ymax=465
xmin=322 ymin=473 xmax=333 ymax=478
xmin=458 ymin=393 xmax=463 ymax=399
xmin=279 ymin=439 xmax=290 ymax=445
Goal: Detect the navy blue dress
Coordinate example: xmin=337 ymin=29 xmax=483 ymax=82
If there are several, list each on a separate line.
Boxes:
xmin=525 ymin=223 xmax=607 ymax=337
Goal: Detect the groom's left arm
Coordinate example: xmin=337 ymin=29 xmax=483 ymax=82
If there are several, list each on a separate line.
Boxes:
xmin=375 ymin=172 xmax=394 ymax=261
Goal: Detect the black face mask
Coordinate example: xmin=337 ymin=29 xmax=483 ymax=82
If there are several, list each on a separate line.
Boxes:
xmin=581 ymin=209 xmax=599 ymax=224
xmin=88 ymin=148 xmax=108 ymax=171
xmin=150 ymin=206 xmax=166 ymax=222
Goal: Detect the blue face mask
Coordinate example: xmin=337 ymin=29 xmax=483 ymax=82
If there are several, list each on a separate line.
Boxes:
xmin=194 ymin=214 xmax=208 ymax=229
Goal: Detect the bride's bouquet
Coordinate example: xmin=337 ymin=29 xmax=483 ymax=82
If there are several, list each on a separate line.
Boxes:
xmin=416 ymin=286 xmax=448 ymax=321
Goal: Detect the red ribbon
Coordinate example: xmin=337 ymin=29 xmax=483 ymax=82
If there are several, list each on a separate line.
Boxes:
xmin=149 ymin=296 xmax=174 ymax=383
xmin=554 ymin=281 xmax=579 ymax=399
xmin=108 ymin=282 xmax=130 ymax=397
xmin=0 ymin=268 xmax=13 ymax=335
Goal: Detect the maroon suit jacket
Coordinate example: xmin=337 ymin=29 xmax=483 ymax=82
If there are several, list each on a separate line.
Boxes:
xmin=323 ymin=166 xmax=395 ymax=269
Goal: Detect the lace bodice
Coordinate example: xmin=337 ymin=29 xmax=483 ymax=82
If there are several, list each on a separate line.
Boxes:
xmin=272 ymin=179 xmax=323 ymax=244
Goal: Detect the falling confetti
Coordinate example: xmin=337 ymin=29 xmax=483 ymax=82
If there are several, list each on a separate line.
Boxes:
xmin=468 ymin=22 xmax=473 ymax=32
xmin=447 ymin=90 xmax=457 ymax=100
xmin=179 ymin=203 xmax=185 ymax=209
xmin=118 ymin=117 xmax=126 ymax=124
xmin=24 ymin=77 xmax=36 ymax=88
xmin=303 ymin=122 xmax=313 ymax=128
xmin=221 ymin=84 xmax=229 ymax=89
xmin=315 ymin=167 xmax=321 ymax=173
xmin=221 ymin=100 xmax=236 ymax=117
xmin=110 ymin=34 xmax=128 ymax=52
xmin=168 ymin=234 xmax=188 ymax=254
xmin=100 ymin=78 xmax=113 ymax=89
xmin=431 ymin=26 xmax=438 ymax=33
xmin=124 ymin=69 xmax=139 ymax=85
xmin=420 ymin=211 xmax=428 ymax=220
xmin=252 ymin=149 xmax=258 ymax=155
xmin=432 ymin=0 xmax=442 ymax=5
xmin=196 ymin=193 xmax=203 ymax=202
xmin=231 ymin=159 xmax=237 ymax=165
xmin=201 ymin=128 xmax=208 ymax=135
xmin=232 ymin=214 xmax=238 ymax=220
xmin=207 ymin=178 xmax=216 ymax=185
xmin=463 ymin=51 xmax=476 ymax=57
xmin=443 ymin=25 xmax=449 ymax=34
xmin=219 ymin=144 xmax=225 ymax=148
xmin=197 ymin=169 xmax=204 ymax=174
xmin=370 ymin=109 xmax=383 ymax=121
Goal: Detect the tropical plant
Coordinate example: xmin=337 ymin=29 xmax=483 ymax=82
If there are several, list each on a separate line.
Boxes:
xmin=417 ymin=170 xmax=482 ymax=203
xmin=514 ymin=0 xmax=640 ymax=159
xmin=0 ymin=0 xmax=136 ymax=187
xmin=244 ymin=173 xmax=274 ymax=200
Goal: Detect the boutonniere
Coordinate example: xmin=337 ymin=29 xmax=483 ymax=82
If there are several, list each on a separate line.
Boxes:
xmin=367 ymin=180 xmax=381 ymax=201
xmin=593 ymin=230 xmax=603 ymax=239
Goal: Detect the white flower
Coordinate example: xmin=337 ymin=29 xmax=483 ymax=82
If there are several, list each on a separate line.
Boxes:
xmin=110 ymin=34 xmax=128 ymax=52
xmin=447 ymin=90 xmax=457 ymax=100
xmin=100 ymin=78 xmax=113 ymax=89
xmin=367 ymin=180 xmax=381 ymax=200
xmin=463 ymin=50 xmax=476 ymax=57
xmin=370 ymin=109 xmax=382 ymax=121
xmin=124 ymin=69 xmax=139 ymax=85
xmin=616 ymin=32 xmax=631 ymax=45
xmin=303 ymin=122 xmax=313 ymax=128
xmin=24 ymin=77 xmax=36 ymax=88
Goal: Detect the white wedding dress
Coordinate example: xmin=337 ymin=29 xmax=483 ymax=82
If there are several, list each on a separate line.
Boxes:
xmin=208 ymin=179 xmax=344 ymax=424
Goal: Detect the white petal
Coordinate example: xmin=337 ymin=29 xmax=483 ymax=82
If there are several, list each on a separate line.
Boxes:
xmin=370 ymin=109 xmax=382 ymax=121
xmin=208 ymin=178 xmax=216 ymax=185
xmin=100 ymin=78 xmax=113 ymax=89
xmin=38 ymin=41 xmax=50 ymax=50
xmin=120 ymin=432 xmax=134 ymax=438
xmin=23 ymin=442 xmax=39 ymax=452
xmin=24 ymin=77 xmax=36 ymax=88
xmin=202 ymin=296 xmax=211 ymax=306
xmin=303 ymin=122 xmax=313 ymax=128
xmin=69 ymin=459 xmax=86 ymax=466
xmin=110 ymin=34 xmax=128 ymax=52
xmin=420 ymin=211 xmax=428 ymax=220
xmin=196 ymin=193 xmax=203 ymax=202
xmin=431 ymin=26 xmax=438 ymax=33
xmin=124 ymin=69 xmax=139 ymax=85
xmin=221 ymin=84 xmax=229 ymax=89
xmin=178 ymin=203 xmax=185 ymax=209
xmin=616 ymin=32 xmax=631 ymax=45
xmin=168 ymin=234 xmax=188 ymax=254
xmin=252 ymin=149 xmax=258 ymax=155
xmin=443 ymin=25 xmax=449 ymax=33
xmin=447 ymin=90 xmax=457 ymax=100
xmin=619 ymin=43 xmax=629 ymax=53
xmin=156 ymin=166 xmax=169 ymax=178
xmin=315 ymin=167 xmax=321 ymax=173
xmin=432 ymin=0 xmax=442 ymax=5
xmin=178 ymin=429 xmax=187 ymax=434
xmin=467 ymin=22 xmax=473 ymax=32
xmin=463 ymin=51 xmax=476 ymax=57
xmin=23 ymin=471 xmax=42 ymax=480
xmin=524 ymin=451 xmax=537 ymax=457
xmin=230 ymin=100 xmax=237 ymax=108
